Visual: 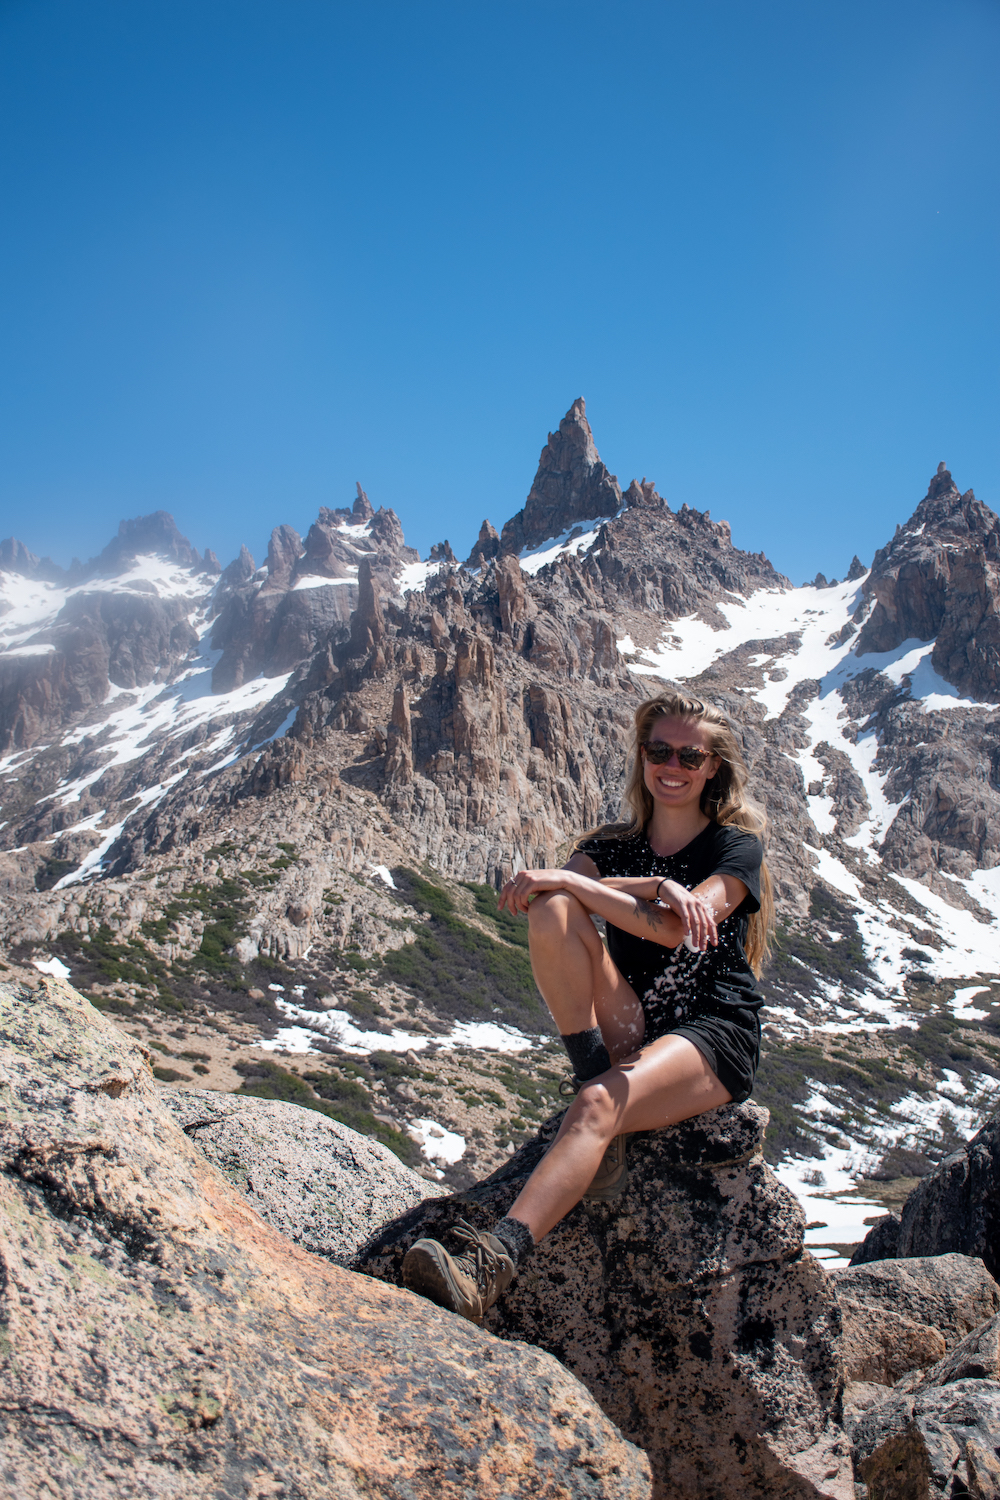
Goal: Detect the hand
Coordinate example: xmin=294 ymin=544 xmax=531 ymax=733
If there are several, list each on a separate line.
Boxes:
xmin=497 ymin=869 xmax=579 ymax=915
xmin=656 ymin=879 xmax=718 ymax=950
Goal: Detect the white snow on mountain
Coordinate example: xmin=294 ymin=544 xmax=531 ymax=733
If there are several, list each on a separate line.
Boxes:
xmin=518 ymin=517 xmax=616 ymax=575
xmin=0 ymin=555 xmax=212 ymax=651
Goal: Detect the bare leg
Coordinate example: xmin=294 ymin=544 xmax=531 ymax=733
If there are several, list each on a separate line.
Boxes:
xmin=528 ymin=890 xmax=645 ymax=1061
xmin=507 ymin=1034 xmax=732 ymax=1241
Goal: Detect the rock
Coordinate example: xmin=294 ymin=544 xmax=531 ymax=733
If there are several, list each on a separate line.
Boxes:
xmin=853 ymin=1380 xmax=1000 ymax=1500
xmin=840 ymin=1381 xmax=893 ymax=1441
xmin=91 ymin=510 xmax=203 ymax=574
xmin=850 ymin=1211 xmax=901 ymax=1264
xmin=162 ymin=1088 xmax=439 ymax=1264
xmin=264 ymin=523 xmax=304 ymax=592
xmin=500 ymin=398 xmax=623 ymax=555
xmin=914 ymin=1313 xmax=1000 ymax=1389
xmin=466 ymin=518 xmax=500 ymax=569
xmin=832 ymin=1255 xmax=1000 ymax=1385
xmin=851 ymin=1110 xmax=1000 ymax=1280
xmin=357 ymin=1101 xmax=853 ymax=1500
xmin=846 ymin=555 xmax=867 ymax=581
xmin=856 ymin=463 xmax=1000 ymax=701
xmin=0 ymin=979 xmax=652 ymax=1499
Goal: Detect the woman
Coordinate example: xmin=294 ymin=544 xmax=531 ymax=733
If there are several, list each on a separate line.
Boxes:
xmin=402 ymin=692 xmax=774 ymax=1322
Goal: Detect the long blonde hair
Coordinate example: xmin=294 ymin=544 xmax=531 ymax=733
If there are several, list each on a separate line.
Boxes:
xmin=580 ymin=692 xmax=774 ymax=975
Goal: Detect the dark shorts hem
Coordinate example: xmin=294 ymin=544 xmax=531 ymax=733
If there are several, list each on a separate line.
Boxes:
xmin=667 ymin=1016 xmax=760 ymax=1103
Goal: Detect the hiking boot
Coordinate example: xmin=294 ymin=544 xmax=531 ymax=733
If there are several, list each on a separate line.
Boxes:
xmin=584 ymin=1133 xmax=630 ymax=1201
xmin=402 ymin=1218 xmax=515 ymax=1322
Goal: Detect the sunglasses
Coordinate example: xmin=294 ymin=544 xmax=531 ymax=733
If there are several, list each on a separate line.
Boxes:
xmin=641 ymin=740 xmax=715 ymax=770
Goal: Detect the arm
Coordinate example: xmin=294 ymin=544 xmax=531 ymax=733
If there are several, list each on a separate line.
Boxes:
xmin=500 ymin=863 xmax=749 ymax=951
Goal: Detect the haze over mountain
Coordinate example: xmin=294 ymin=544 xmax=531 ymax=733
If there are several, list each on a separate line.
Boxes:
xmin=2 ymin=400 xmax=998 ymax=1258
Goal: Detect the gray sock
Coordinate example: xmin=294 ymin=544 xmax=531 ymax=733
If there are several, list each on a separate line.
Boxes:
xmin=492 ymin=1215 xmax=535 ymax=1269
xmin=560 ymin=1025 xmax=611 ymax=1081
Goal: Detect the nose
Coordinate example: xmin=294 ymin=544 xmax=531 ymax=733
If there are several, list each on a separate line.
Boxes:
xmin=656 ymin=748 xmax=683 ymax=767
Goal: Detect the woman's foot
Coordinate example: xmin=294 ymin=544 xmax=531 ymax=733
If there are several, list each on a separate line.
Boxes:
xmin=402 ymin=1218 xmax=515 ymax=1322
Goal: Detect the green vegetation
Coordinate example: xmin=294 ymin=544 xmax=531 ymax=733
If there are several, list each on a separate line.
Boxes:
xmin=34 ymin=856 xmax=77 ymax=892
xmin=56 ymin=924 xmax=184 ymax=1012
xmin=152 ymin=1065 xmax=191 ymax=1083
xmin=379 ymin=869 xmax=542 ymax=1026
xmin=462 ymin=881 xmax=531 ymax=949
xmin=755 ymin=999 xmax=1000 ymax=1163
xmin=761 ymin=887 xmax=874 ymax=1005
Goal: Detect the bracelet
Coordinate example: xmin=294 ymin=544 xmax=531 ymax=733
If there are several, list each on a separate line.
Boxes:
xmin=656 ymin=877 xmax=670 ymax=907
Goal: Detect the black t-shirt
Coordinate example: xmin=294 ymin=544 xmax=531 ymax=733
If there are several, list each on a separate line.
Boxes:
xmin=575 ymin=822 xmax=763 ymax=1029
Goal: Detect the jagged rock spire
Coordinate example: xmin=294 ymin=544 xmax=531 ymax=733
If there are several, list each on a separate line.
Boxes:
xmin=500 ymin=398 xmax=622 ymax=556
xmin=466 ymin=519 xmax=500 ymax=569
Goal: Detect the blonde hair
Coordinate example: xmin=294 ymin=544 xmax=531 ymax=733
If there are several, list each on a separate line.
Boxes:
xmin=578 ymin=692 xmax=774 ymax=974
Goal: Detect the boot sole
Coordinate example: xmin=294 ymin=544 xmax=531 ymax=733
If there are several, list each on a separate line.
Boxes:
xmin=402 ymin=1239 xmax=479 ymax=1321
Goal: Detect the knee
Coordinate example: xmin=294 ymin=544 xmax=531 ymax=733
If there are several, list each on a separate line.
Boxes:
xmin=568 ymin=1077 xmax=618 ymax=1138
xmin=527 ymin=889 xmax=582 ymax=936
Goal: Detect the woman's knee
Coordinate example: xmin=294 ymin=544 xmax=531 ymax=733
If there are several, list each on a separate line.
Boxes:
xmin=528 ymin=889 xmax=598 ymax=945
xmin=527 ymin=889 xmax=583 ymax=936
xmin=567 ymin=1077 xmax=619 ymax=1138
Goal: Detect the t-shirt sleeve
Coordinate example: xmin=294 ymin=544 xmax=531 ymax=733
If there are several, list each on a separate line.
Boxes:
xmin=571 ymin=837 xmax=608 ymax=875
xmin=708 ymin=826 xmax=762 ymax=914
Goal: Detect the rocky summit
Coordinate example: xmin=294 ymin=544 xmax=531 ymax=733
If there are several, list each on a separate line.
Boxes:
xmin=0 ymin=397 xmax=998 ymax=1249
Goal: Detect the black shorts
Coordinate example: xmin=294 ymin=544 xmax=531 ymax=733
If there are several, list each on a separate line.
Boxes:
xmin=645 ymin=1011 xmax=761 ymax=1104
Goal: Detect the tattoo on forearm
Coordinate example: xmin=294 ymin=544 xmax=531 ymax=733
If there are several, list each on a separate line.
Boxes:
xmin=632 ymin=897 xmax=663 ymax=931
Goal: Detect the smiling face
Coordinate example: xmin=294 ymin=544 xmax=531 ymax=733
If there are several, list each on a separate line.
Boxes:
xmin=642 ymin=714 xmax=721 ymax=813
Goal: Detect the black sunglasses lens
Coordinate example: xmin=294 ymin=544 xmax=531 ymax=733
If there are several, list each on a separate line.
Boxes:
xmin=643 ymin=742 xmax=709 ymax=768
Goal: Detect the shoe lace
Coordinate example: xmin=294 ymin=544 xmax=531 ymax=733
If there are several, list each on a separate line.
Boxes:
xmin=450 ymin=1218 xmax=504 ymax=1293
xmin=558 ymin=1076 xmax=581 ymax=1098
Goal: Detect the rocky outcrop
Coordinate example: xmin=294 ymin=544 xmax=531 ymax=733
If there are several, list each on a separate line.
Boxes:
xmin=856 ymin=463 xmax=1000 ymax=701
xmin=162 ymin=1088 xmax=440 ymax=1264
xmin=0 ymin=978 xmax=652 ymax=1499
xmin=831 ymin=1255 xmax=1000 ymax=1495
xmin=851 ymin=1108 xmax=1000 ymax=1279
xmin=0 ymin=537 xmax=64 ymax=581
xmin=833 ymin=1255 xmax=1000 ymax=1385
xmin=89 ymin=510 xmax=203 ymax=574
xmin=854 ymin=1381 xmax=1000 ymax=1499
xmin=466 ymin=518 xmax=500 ymax=569
xmin=357 ymin=1102 xmax=853 ymax=1500
xmin=500 ymin=398 xmax=623 ymax=555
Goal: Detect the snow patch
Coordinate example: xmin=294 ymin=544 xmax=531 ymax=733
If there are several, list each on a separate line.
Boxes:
xmin=31 ymin=956 xmax=72 ymax=978
xmin=409 ymin=1117 xmax=466 ymax=1166
xmin=519 ymin=519 xmax=615 ymax=576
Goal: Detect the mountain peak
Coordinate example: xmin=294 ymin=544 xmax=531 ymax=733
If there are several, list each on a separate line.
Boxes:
xmin=500 ymin=400 xmax=622 ymax=556
xmin=91 ymin=511 xmax=201 ymax=576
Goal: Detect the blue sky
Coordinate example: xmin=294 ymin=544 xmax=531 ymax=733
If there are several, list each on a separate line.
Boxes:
xmin=0 ymin=0 xmax=997 ymax=584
